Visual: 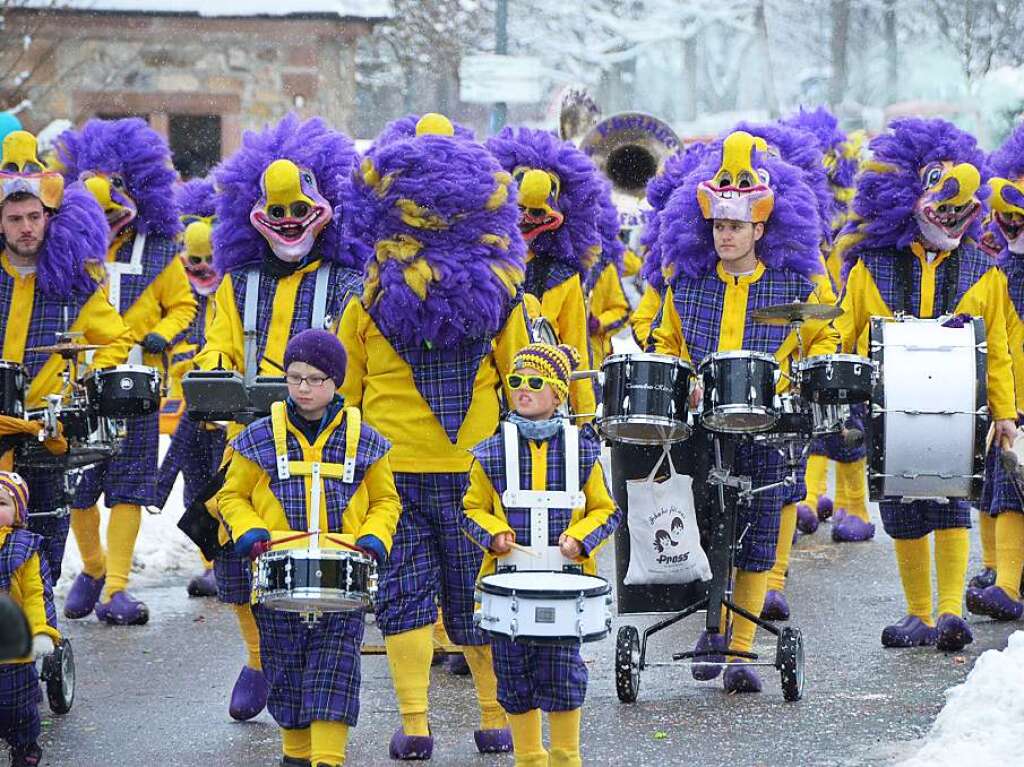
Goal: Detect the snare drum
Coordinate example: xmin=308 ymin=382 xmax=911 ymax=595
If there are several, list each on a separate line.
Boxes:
xmin=254 ymin=538 xmax=374 ymax=613
xmin=699 ymin=351 xmax=779 ymax=433
xmin=84 ymin=365 xmax=161 ymax=418
xmin=182 ymin=370 xmax=247 ymax=421
xmin=600 ymin=353 xmax=692 ymax=444
xmin=474 ymin=571 xmax=612 ymax=645
xmin=18 ymin=404 xmax=121 ymax=470
xmin=868 ymin=316 xmax=986 ymax=501
xmin=808 ymin=403 xmax=850 ymax=436
xmin=0 ymin=360 xmax=25 ymax=417
xmin=798 ymin=354 xmax=874 ymax=404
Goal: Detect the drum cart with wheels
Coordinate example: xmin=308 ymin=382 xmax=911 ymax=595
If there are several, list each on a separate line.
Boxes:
xmin=610 ymin=429 xmax=805 ymax=703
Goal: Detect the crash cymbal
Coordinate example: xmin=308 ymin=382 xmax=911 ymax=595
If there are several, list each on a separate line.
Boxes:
xmin=751 ymin=302 xmax=842 ymax=325
xmin=26 ymin=342 xmax=104 ymax=357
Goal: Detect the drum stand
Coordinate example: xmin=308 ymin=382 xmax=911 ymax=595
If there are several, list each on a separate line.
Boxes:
xmin=615 ymin=433 xmax=805 ymax=703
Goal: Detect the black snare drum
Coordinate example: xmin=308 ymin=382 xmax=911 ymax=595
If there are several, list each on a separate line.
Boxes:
xmin=771 ymin=393 xmax=812 ymax=439
xmin=600 ymin=353 xmax=692 ymax=444
xmin=699 ymin=351 xmax=779 ymax=433
xmin=0 ymin=360 xmax=25 ymax=417
xmin=797 ymin=354 xmax=874 ymax=404
xmin=182 ymin=370 xmax=247 ymax=422
xmin=18 ymin=405 xmax=121 ymax=470
xmin=84 ymin=365 xmax=161 ymax=418
xmin=254 ymin=547 xmax=374 ymax=613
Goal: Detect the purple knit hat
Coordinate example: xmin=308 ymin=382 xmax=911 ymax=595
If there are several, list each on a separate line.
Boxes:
xmin=283 ymin=329 xmax=347 ymax=386
xmin=0 ymin=471 xmax=29 ymax=526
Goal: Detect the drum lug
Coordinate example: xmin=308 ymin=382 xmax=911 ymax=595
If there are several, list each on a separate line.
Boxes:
xmin=576 ymin=619 xmax=583 ymax=642
xmin=576 ymin=592 xmax=586 ymax=614
xmin=510 ymin=619 xmax=518 ymax=642
xmin=510 ymin=594 xmax=519 ymax=614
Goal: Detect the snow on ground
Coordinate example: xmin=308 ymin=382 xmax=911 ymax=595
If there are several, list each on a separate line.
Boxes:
xmin=55 ymin=435 xmax=205 ymax=595
xmin=898 ymin=631 xmax=1024 ymax=767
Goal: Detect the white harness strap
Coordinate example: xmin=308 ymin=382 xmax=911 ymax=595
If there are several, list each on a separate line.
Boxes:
xmin=104 ymin=232 xmax=147 ymax=312
xmin=243 ymin=267 xmax=261 ymax=388
xmin=500 ymin=420 xmax=583 ymax=571
xmin=311 ymin=263 xmax=331 ymax=330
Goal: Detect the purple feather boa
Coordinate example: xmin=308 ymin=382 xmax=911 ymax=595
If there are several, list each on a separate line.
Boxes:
xmin=587 ymin=177 xmax=624 ymax=288
xmin=658 ymin=146 xmax=824 ymax=280
xmin=212 ymin=114 xmax=360 ymax=274
xmin=174 ymin=178 xmax=216 ymax=218
xmin=342 ymin=133 xmax=526 ymax=348
xmin=36 ymin=183 xmax=107 ymax=298
xmin=485 ymin=126 xmax=604 ymax=273
xmin=839 ymin=118 xmax=988 ymax=274
xmin=781 ymin=107 xmax=857 ymax=188
xmin=57 ymin=118 xmax=181 ymax=239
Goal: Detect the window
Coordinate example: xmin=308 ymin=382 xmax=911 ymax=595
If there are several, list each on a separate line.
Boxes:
xmin=169 ymin=114 xmax=221 ymax=180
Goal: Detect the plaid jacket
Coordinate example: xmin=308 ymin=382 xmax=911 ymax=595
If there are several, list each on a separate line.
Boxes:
xmin=0 ymin=275 xmax=91 ymax=381
xmin=0 ymin=528 xmax=57 ymax=631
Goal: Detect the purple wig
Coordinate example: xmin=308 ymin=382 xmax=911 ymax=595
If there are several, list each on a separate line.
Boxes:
xmin=371 ymin=114 xmax=476 ymax=150
xmin=211 ymin=114 xmax=359 ymax=274
xmin=587 ymin=178 xmax=625 ymax=289
xmin=658 ymin=145 xmax=823 ymax=280
xmin=838 ymin=117 xmax=988 ymax=273
xmin=343 ymin=133 xmax=526 ymax=348
xmin=57 ymin=118 xmax=181 ymax=239
xmin=985 ymin=124 xmax=1024 ymax=263
xmin=36 ymin=183 xmax=107 ymax=299
xmin=640 ymin=143 xmax=708 ymax=291
xmin=486 ymin=126 xmax=605 ymax=273
xmin=781 ymin=107 xmax=858 ymax=188
xmin=174 ymin=177 xmax=217 ymax=218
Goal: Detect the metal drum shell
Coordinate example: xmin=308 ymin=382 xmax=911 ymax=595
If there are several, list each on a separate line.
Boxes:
xmin=600 ymin=352 xmax=692 ymax=445
xmin=797 ymin=354 xmax=874 ymax=405
xmin=254 ymin=548 xmax=374 ymax=613
xmin=83 ymin=365 xmax=161 ymax=418
xmin=699 ymin=351 xmax=779 ymax=434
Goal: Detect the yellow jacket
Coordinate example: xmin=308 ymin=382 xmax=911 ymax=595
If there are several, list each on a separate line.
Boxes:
xmin=631 ymin=283 xmax=664 ymax=349
xmin=462 ymin=438 xmax=618 ymax=579
xmin=120 ymin=257 xmax=197 ymax=370
xmin=588 ymin=261 xmax=630 ymax=370
xmin=0 ymin=255 xmax=134 ymax=409
xmin=218 ymin=404 xmax=401 ymax=551
xmin=0 ymin=527 xmax=61 ymax=665
xmin=167 ymin=296 xmax=216 ymax=399
xmin=534 ymin=273 xmax=596 ymax=421
xmin=837 ymin=247 xmax=1016 ymax=421
xmin=339 ymin=299 xmax=531 ymax=473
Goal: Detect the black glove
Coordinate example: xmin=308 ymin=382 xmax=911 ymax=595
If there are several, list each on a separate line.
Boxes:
xmin=141 ymin=333 xmax=169 ymax=353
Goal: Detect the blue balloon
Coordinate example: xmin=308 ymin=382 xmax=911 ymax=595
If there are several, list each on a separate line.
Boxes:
xmin=0 ymin=112 xmax=23 ymax=141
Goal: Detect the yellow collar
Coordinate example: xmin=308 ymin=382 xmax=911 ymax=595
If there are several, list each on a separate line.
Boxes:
xmin=910 ymin=241 xmax=950 ymax=267
xmin=716 ymin=260 xmax=764 ymax=286
xmin=1 ymin=252 xmax=35 ymax=283
xmin=0 ymin=527 xmax=12 ymax=546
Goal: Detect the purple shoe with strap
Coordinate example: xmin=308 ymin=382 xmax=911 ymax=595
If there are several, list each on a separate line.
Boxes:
xmin=187 ymin=568 xmax=218 ymax=598
xmin=817 ymin=495 xmax=834 ymax=521
xmin=389 ymin=728 xmax=434 ymax=760
xmin=796 ymin=503 xmax=819 ymax=534
xmin=229 ymin=665 xmax=268 ymax=721
xmin=95 ymin=590 xmax=149 ymax=626
xmin=935 ymin=613 xmax=973 ymax=652
xmin=968 ymin=567 xmax=996 ymax=589
xmin=831 ymin=510 xmax=875 ymax=542
xmin=723 ymin=662 xmax=762 ymax=693
xmin=881 ymin=615 xmax=937 ymax=648
xmin=760 ymin=590 xmax=790 ymax=622
xmin=64 ymin=572 xmax=105 ymax=619
xmin=965 ymin=586 xmax=990 ymax=617
xmin=691 ymin=630 xmax=728 ymax=681
xmin=474 ymin=727 xmax=513 ymax=754
xmin=975 ymin=585 xmax=1024 ymax=622
xmin=444 ymin=653 xmax=470 ymax=676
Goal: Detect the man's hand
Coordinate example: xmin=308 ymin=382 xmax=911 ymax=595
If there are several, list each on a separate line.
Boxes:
xmin=559 ymin=534 xmax=582 ymax=560
xmin=141 ymin=333 xmax=169 ymax=354
xmin=995 ymin=419 xmax=1017 ymax=449
xmin=491 ymin=532 xmax=514 ymax=554
xmin=689 ymin=384 xmax=704 ymax=410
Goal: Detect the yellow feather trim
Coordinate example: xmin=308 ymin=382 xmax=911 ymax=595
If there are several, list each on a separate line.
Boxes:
xmin=374 ymin=234 xmax=423 ymax=264
xmin=486 ymin=171 xmax=512 ymax=211
xmin=402 ymin=259 xmax=437 ymax=299
xmin=396 ymin=198 xmax=448 ymax=230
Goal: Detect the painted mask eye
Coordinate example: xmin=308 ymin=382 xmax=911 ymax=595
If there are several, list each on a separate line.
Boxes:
xmin=268 ymin=204 xmax=287 ymax=220
xmin=923 ymin=165 xmax=944 ymax=187
xmin=290 ymin=201 xmax=310 ymax=218
xmin=716 ymin=171 xmax=733 ymax=187
xmin=736 ymin=170 xmax=756 ymax=189
xmin=758 ymin=168 xmax=771 ymax=185
xmin=110 ymin=174 xmax=126 ymax=190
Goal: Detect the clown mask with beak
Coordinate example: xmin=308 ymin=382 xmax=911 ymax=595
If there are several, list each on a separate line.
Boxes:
xmin=179 ymin=215 xmax=221 ymax=295
xmin=249 ymin=159 xmax=331 ymax=262
xmin=913 ymin=161 xmax=983 ymax=252
xmin=990 ymin=176 xmax=1024 ymax=255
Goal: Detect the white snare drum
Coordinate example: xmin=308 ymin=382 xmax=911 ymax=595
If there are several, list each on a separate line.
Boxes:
xmin=868 ymin=316 xmax=987 ymax=501
xmin=254 ymin=547 xmax=374 ymax=613
xmin=474 ymin=571 xmax=612 ymax=645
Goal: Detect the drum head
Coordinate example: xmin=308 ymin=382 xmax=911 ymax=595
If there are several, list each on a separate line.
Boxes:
xmin=600 ymin=417 xmax=691 ymax=445
xmin=481 ymin=571 xmax=610 ymax=597
xmin=702 ymin=408 xmax=777 ymax=434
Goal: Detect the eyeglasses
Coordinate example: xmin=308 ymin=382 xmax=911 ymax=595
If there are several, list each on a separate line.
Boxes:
xmin=285 ymin=374 xmax=330 ymax=388
xmin=506 ymin=373 xmax=560 ymax=392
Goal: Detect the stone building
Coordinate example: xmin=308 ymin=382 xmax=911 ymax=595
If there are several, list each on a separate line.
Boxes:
xmin=4 ymin=1 xmax=391 ymax=178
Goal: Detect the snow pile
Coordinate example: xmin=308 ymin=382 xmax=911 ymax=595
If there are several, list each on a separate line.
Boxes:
xmin=899 ymin=631 xmax=1024 ymax=767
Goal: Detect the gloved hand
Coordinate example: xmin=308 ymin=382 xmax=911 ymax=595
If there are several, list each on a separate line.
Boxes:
xmin=587 ymin=315 xmax=601 ymax=335
xmin=31 ymin=634 xmax=54 ymax=662
xmin=356 ymin=535 xmax=387 ymax=565
xmin=141 ymin=333 xmax=169 ymax=353
xmin=234 ymin=528 xmax=271 ymax=560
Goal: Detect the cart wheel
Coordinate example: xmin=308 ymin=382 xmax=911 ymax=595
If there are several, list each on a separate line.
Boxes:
xmin=776 ymin=627 xmax=804 ymax=702
xmin=615 ymin=625 xmax=641 ymax=703
xmin=42 ymin=638 xmax=75 ymax=714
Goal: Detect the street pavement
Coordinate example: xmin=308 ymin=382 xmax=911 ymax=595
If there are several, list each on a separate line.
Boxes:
xmin=36 ymin=503 xmax=1013 ymax=767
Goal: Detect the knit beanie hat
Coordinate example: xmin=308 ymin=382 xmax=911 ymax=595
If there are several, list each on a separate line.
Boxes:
xmin=512 ymin=342 xmax=581 ymax=401
xmin=283 ymin=329 xmax=347 ymax=386
xmin=0 ymin=471 xmax=29 ymax=526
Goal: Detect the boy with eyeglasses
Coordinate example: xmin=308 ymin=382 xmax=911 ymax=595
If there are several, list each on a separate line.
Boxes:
xmin=220 ymin=329 xmax=401 ymax=767
xmin=462 ymin=342 xmax=620 ymax=767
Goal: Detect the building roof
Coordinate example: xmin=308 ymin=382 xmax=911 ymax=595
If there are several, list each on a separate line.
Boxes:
xmin=22 ymin=1 xmax=392 ymax=21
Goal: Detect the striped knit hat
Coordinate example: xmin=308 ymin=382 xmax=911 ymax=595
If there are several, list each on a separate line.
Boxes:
xmin=0 ymin=471 xmax=29 ymax=526
xmin=512 ymin=343 xmax=581 ymax=401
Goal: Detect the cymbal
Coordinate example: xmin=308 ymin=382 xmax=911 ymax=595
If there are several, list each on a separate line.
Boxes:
xmin=751 ymin=302 xmax=842 ymax=325
xmin=26 ymin=342 xmax=105 ymax=357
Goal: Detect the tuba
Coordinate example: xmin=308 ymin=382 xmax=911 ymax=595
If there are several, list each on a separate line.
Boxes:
xmin=579 ymin=112 xmax=682 ymax=235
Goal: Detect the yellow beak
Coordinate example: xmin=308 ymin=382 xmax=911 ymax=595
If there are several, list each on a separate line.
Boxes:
xmin=940 ymin=163 xmax=981 ymax=206
xmin=184 ymin=220 xmax=213 ymax=258
xmin=1 ymin=131 xmax=42 ymax=171
xmin=519 ymin=169 xmax=553 ymax=209
xmin=84 ymin=175 xmax=113 ymax=209
xmin=262 ymin=159 xmax=315 ymax=209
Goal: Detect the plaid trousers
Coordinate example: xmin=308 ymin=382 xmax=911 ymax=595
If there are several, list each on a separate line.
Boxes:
xmin=0 ymin=663 xmax=39 ymax=749
xmin=490 ymin=637 xmax=588 ymax=714
xmin=879 ymin=499 xmax=971 ymax=539
xmin=214 ymin=549 xmax=252 ymax=605
xmin=74 ymin=411 xmax=160 ymax=508
xmin=253 ymin=606 xmax=365 ymax=728
xmin=375 ymin=471 xmax=486 ymax=645
xmin=980 ymin=442 xmax=1024 ymax=516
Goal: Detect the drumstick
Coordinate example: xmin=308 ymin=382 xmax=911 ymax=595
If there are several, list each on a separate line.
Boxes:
xmin=508 ymin=542 xmax=542 ymax=558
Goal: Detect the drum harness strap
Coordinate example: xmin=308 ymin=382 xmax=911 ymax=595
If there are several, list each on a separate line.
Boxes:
xmin=242 ymin=263 xmax=332 ymax=388
xmin=267 ymin=400 xmax=360 ymax=550
xmin=500 ymin=419 xmax=584 ymax=572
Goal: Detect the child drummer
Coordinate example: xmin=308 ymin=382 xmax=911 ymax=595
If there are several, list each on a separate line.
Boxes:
xmin=218 ymin=330 xmax=401 ymax=767
xmin=0 ymin=471 xmax=61 ymax=767
xmin=462 ymin=342 xmax=620 ymax=767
